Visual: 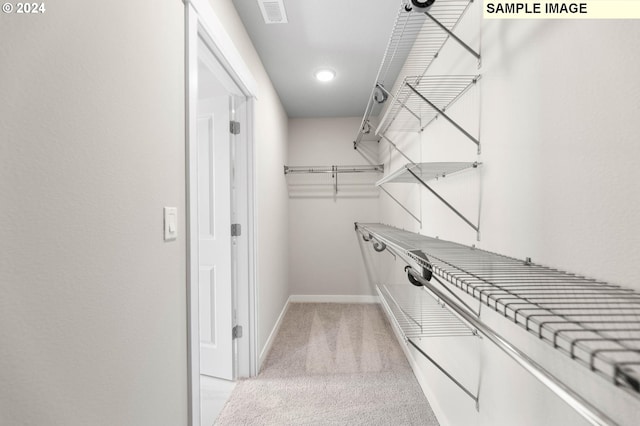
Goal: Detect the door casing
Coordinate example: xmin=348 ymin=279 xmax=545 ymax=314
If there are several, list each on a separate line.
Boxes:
xmin=185 ymin=1 xmax=258 ymax=424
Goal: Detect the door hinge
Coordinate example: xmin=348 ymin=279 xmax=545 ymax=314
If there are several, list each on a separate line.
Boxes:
xmin=232 ymin=325 xmax=243 ymax=339
xmin=231 ymin=223 xmax=242 ymax=237
xmin=230 ymin=121 xmax=240 ymax=135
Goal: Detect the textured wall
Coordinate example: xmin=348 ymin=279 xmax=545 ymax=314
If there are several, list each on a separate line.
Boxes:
xmin=0 ymin=1 xmax=187 ymax=424
xmin=288 ymin=117 xmax=380 ymax=297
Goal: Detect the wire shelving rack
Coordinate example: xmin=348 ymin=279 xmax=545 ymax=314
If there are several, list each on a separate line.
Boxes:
xmin=357 ymin=223 xmax=640 ymax=399
xmin=354 ymin=0 xmax=479 ymax=151
xmin=283 ymin=164 xmax=383 ymax=197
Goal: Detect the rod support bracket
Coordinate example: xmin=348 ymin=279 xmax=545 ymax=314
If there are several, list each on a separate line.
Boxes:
xmin=373 ymin=240 xmax=387 ymax=252
xmin=405 ymin=266 xmax=424 ymax=287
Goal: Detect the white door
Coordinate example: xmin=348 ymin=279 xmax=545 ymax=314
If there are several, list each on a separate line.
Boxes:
xmin=197 ymin=46 xmax=234 ymax=380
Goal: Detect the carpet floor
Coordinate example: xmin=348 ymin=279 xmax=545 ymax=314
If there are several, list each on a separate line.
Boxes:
xmin=215 ymin=303 xmax=439 ymax=425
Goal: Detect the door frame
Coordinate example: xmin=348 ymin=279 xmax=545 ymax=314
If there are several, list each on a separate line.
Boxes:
xmin=185 ymin=0 xmax=258 ymax=424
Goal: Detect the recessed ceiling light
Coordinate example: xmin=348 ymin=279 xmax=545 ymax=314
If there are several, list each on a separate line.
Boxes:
xmin=315 ymin=69 xmax=335 ymax=82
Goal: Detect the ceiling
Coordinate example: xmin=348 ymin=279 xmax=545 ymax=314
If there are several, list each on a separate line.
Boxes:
xmin=232 ymin=0 xmax=400 ymax=118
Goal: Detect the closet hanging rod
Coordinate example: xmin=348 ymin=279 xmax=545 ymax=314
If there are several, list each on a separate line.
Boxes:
xmin=283 ymin=165 xmax=383 ymax=175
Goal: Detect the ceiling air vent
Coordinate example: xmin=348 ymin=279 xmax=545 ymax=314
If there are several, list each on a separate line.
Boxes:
xmin=257 ymin=0 xmax=288 ymax=24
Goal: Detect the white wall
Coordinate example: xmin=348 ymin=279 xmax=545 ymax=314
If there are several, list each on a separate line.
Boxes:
xmin=288 ymin=118 xmax=380 ymax=297
xmin=206 ymin=0 xmax=290 ymax=358
xmin=0 ymin=1 xmax=186 ymax=425
xmin=376 ymin=3 xmax=640 ymax=425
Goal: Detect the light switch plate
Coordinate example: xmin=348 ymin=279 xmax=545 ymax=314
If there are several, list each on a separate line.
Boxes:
xmin=164 ymin=207 xmax=178 ymax=241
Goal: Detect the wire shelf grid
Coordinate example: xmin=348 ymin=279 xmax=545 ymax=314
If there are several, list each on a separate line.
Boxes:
xmin=377 ymin=75 xmax=478 ymax=135
xmin=357 ymin=223 xmax=640 ymax=396
xmin=379 ymin=283 xmax=477 ymax=339
xmin=355 ymin=0 xmax=476 ymax=146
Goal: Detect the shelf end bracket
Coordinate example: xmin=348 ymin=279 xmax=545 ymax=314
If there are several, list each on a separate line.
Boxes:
xmin=424 ymin=11 xmax=480 ymax=60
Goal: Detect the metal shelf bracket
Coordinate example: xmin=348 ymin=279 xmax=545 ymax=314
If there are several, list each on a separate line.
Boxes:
xmin=405 ymin=165 xmax=480 ymax=235
xmin=406 ymin=82 xmax=480 ymax=147
xmin=379 ymin=186 xmax=422 ymax=225
xmin=423 ymin=11 xmax=480 ymax=60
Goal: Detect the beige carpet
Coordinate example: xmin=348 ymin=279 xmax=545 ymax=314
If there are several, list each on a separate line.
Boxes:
xmin=215 ymin=303 xmax=439 ymax=425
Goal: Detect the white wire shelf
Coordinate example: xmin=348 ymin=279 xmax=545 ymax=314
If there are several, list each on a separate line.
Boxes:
xmin=376 ymin=161 xmax=479 ymax=186
xmin=354 ymin=0 xmax=478 ymax=148
xmin=284 ymin=164 xmax=383 ymax=198
xmin=379 ymin=283 xmax=476 ymax=339
xmin=377 ymin=75 xmax=479 ymax=137
xmin=356 ymin=223 xmax=640 ymax=398
xmin=377 ymin=281 xmax=480 ymax=404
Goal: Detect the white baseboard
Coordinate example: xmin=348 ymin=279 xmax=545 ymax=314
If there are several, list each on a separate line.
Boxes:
xmin=258 ymin=296 xmax=291 ymax=371
xmin=289 ymin=294 xmax=379 ymax=304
